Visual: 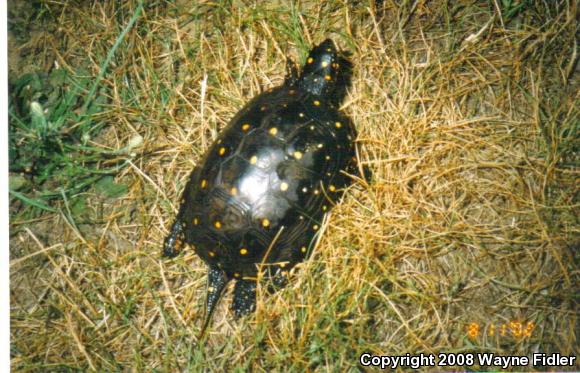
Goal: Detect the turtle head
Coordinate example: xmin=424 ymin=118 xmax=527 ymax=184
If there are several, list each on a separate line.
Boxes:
xmin=298 ymin=39 xmax=351 ymax=104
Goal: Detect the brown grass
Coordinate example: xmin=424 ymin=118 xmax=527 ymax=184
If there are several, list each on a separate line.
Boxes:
xmin=9 ymin=0 xmax=579 ymax=371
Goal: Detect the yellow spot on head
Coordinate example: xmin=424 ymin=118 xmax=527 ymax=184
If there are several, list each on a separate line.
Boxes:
xmin=209 ymin=251 xmax=215 ymax=257
xmin=214 ymin=221 xmax=222 ymax=229
xmin=280 ymin=182 xmax=289 ymax=191
xmin=313 ymin=100 xmax=320 ymax=106
xmin=307 ymin=57 xmax=314 ymax=64
xmin=321 ymin=61 xmax=328 ymax=68
xmin=317 ymin=143 xmax=324 ymax=149
xmin=262 ymin=219 xmax=270 ymax=228
xmin=325 ymin=155 xmax=331 ymax=160
xmin=269 ymin=127 xmax=278 ymax=135
xmin=329 ymin=185 xmax=336 ymax=192
xmin=294 ymin=151 xmax=303 ymax=159
xmin=335 ymin=121 xmax=342 ymax=128
xmin=280 ymin=262 xmax=287 ymax=268
xmin=301 ymin=246 xmax=307 ymax=253
xmin=201 ymin=179 xmax=207 ymax=188
xmin=219 ymin=147 xmax=226 ymax=155
xmin=234 ymin=272 xmax=241 ymax=278
xmin=242 ymin=123 xmax=251 ymax=131
xmin=313 ymin=224 xmax=319 ymax=231
xmin=193 ymin=218 xmax=199 ymax=225
xmin=322 ymin=205 xmax=327 ymax=211
xmin=250 ymin=155 xmax=258 ymax=164
xmin=230 ymin=187 xmax=238 ymax=196
xmin=314 ymin=189 xmax=320 ymax=195
xmin=299 ymin=113 xmax=304 ymax=118
xmin=240 ymin=248 xmax=248 ymax=255
xmin=325 ymin=75 xmax=332 ymax=81
xmin=260 ymin=106 xmax=266 ymax=111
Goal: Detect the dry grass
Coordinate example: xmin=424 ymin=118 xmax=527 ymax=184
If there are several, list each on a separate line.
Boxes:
xmin=9 ymin=0 xmax=579 ymax=371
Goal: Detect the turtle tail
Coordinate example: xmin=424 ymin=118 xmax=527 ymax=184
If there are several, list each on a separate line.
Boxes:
xmin=198 ymin=266 xmax=230 ymax=340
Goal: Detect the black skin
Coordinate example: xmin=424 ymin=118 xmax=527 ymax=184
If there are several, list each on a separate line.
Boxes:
xmin=163 ymin=39 xmax=361 ymax=336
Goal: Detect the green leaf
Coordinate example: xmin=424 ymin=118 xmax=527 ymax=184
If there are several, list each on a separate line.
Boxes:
xmin=94 ymin=176 xmax=128 ymax=198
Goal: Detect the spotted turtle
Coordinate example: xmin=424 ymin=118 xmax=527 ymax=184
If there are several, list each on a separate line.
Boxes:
xmin=163 ymin=39 xmax=358 ymax=332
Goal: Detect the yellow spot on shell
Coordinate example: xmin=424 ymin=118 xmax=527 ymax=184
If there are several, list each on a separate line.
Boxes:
xmin=269 ymin=127 xmax=278 ymax=135
xmin=322 ymin=205 xmax=328 ymax=211
xmin=325 ymin=75 xmax=332 ymax=81
xmin=219 ymin=147 xmax=226 ymax=155
xmin=209 ymin=251 xmax=215 ymax=257
xmin=262 ymin=219 xmax=270 ymax=228
xmin=201 ymin=179 xmax=207 ymax=188
xmin=313 ymin=100 xmax=320 ymax=106
xmin=317 ymin=143 xmax=324 ymax=149
xmin=329 ymin=185 xmax=336 ymax=192
xmin=240 ymin=248 xmax=248 ymax=255
xmin=321 ymin=61 xmax=328 ymax=68
xmin=280 ymin=182 xmax=289 ymax=191
xmin=193 ymin=218 xmax=199 ymax=225
xmin=314 ymin=189 xmax=320 ymax=195
xmin=250 ymin=155 xmax=258 ymax=164
xmin=313 ymin=224 xmax=319 ymax=231
xmin=230 ymin=187 xmax=238 ymax=196
xmin=294 ymin=151 xmax=303 ymax=159
xmin=214 ymin=221 xmax=222 ymax=229
xmin=301 ymin=246 xmax=307 ymax=253
xmin=242 ymin=123 xmax=251 ymax=131
xmin=234 ymin=272 xmax=241 ymax=278
xmin=335 ymin=121 xmax=342 ymax=128
xmin=299 ymin=113 xmax=304 ymax=118
xmin=307 ymin=57 xmax=314 ymax=64
xmin=325 ymin=155 xmax=331 ymax=160
xmin=280 ymin=262 xmax=287 ymax=268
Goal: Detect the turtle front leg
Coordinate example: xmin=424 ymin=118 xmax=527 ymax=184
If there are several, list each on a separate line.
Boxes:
xmin=232 ymin=279 xmax=257 ymax=318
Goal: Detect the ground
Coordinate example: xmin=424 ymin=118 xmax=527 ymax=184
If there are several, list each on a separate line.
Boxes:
xmin=8 ymin=0 xmax=579 ymax=371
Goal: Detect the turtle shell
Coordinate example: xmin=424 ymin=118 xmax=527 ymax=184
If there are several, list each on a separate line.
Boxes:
xmin=179 ymin=86 xmax=356 ymax=278
xmin=163 ymin=39 xmax=358 ymax=321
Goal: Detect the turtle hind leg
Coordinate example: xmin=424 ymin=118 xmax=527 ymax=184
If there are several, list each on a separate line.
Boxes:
xmin=163 ymin=219 xmax=185 ymax=258
xmin=267 ymin=268 xmax=289 ymax=294
xmin=198 ymin=266 xmax=230 ymax=339
xmin=232 ymin=279 xmax=257 ymax=318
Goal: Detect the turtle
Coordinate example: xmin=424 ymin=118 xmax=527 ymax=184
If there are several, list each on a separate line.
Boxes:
xmin=163 ymin=39 xmax=359 ymax=334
